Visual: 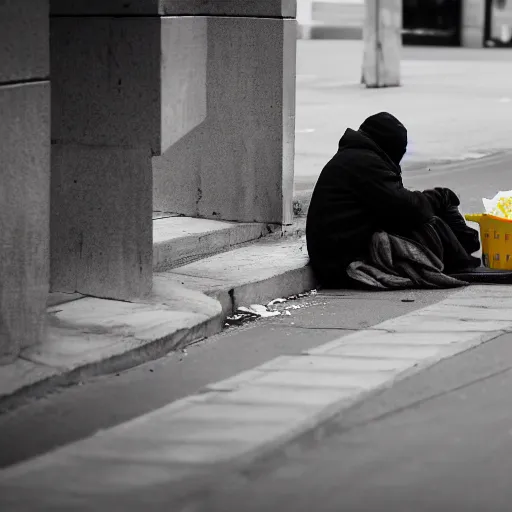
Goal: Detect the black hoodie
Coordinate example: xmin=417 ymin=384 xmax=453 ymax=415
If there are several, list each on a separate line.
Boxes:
xmin=306 ymin=113 xmax=435 ymax=286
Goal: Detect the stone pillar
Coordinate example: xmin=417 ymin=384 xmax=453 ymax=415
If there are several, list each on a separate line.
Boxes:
xmin=461 ymin=0 xmax=486 ymax=47
xmin=50 ymin=4 xmax=207 ymax=300
xmin=152 ymin=1 xmax=297 ymax=226
xmin=362 ymin=0 xmax=401 ymax=88
xmin=0 ymin=0 xmax=50 ymax=362
xmin=297 ymin=0 xmax=314 ymax=39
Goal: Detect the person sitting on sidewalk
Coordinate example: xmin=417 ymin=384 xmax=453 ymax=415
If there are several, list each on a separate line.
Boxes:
xmin=305 ymin=112 xmax=481 ymax=289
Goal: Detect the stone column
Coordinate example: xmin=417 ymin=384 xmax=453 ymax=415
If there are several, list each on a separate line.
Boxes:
xmin=362 ymin=0 xmax=402 ymax=88
xmin=50 ymin=2 xmax=208 ymax=300
xmin=297 ymin=0 xmax=314 ymax=39
xmin=461 ymin=0 xmax=486 ymax=47
xmin=0 ymin=0 xmax=50 ymax=363
xmin=152 ymin=1 xmax=297 ymax=226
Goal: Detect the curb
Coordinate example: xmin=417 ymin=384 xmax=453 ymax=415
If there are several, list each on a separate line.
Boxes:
xmin=0 ymin=254 xmax=316 ymax=414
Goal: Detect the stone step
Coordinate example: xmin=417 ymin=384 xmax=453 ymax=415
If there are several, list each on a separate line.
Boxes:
xmin=153 ymin=216 xmax=278 ymax=272
xmin=156 ymin=234 xmax=315 ymax=317
xmin=4 ymin=236 xmax=315 ymax=413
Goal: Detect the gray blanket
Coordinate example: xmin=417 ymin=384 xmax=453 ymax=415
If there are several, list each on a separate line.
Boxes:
xmin=346 ymin=231 xmax=468 ymax=290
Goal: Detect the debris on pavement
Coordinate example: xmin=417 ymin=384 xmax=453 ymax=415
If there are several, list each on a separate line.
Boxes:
xmin=267 ymin=298 xmax=287 ymax=306
xmin=239 ymin=305 xmax=281 ymax=318
xmin=224 ymin=289 xmax=320 ymax=328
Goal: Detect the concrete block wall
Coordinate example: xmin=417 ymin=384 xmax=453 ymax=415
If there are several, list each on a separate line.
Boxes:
xmin=0 ymin=0 xmax=50 ymax=363
xmin=153 ymin=12 xmax=297 ymax=225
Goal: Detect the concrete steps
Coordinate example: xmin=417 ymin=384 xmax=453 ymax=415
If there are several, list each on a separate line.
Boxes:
xmin=153 ymin=216 xmax=278 ymax=271
xmin=3 ymin=221 xmax=315 ymax=413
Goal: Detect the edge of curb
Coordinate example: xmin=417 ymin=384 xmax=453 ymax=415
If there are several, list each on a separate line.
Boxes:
xmin=0 ymin=265 xmax=315 ymax=414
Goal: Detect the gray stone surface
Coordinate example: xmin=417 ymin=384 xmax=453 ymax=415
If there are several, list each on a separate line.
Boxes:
xmin=160 ymin=17 xmax=207 ymax=153
xmin=182 ymin=333 xmax=512 ymax=512
xmin=0 ymin=0 xmax=49 ymax=84
xmin=23 ymin=282 xmax=221 ymax=369
xmin=0 ymin=289 xmax=452 ymax=468
xmin=50 ymin=145 xmax=153 ymax=300
xmin=153 ymin=17 xmax=296 ymax=224
xmin=1 ymin=286 xmax=509 ymax=508
xmin=0 ymin=82 xmax=50 ymax=362
xmin=0 ymin=359 xmax=57 ymax=402
xmin=153 ymin=217 xmax=276 ymax=271
xmin=164 ymin=236 xmax=314 ymax=314
xmin=51 ymin=17 xmax=162 ymax=152
xmin=50 ymin=0 xmax=296 ymax=17
xmin=0 ymin=236 xmax=316 ymax=412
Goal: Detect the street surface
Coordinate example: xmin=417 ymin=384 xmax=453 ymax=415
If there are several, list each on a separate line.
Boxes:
xmin=0 ymin=288 xmax=452 ymax=468
xmin=3 ymin=41 xmax=512 ymax=510
xmin=185 ymin=330 xmax=512 ymax=512
xmin=295 ymin=41 xmax=512 ymax=197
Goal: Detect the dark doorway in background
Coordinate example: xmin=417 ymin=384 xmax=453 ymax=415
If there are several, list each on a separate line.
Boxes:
xmin=402 ymin=0 xmax=462 ymax=46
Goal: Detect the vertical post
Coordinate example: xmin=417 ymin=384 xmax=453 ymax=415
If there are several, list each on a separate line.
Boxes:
xmin=362 ymin=0 xmax=402 ymax=88
xmin=297 ymin=0 xmax=314 ymax=39
xmin=462 ymin=0 xmax=489 ymax=47
xmin=0 ymin=0 xmax=50 ymax=363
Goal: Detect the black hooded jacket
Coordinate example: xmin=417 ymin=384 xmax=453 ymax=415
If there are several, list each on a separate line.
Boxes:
xmin=306 ymin=114 xmax=436 ymax=286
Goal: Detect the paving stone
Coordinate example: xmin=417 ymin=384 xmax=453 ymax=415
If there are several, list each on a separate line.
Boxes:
xmin=442 ymin=297 xmax=512 ymax=309
xmin=324 ymin=344 xmax=443 ymax=360
xmin=251 ymin=370 xmax=391 ymax=390
xmin=209 ymin=384 xmax=351 ymax=408
xmin=326 ymin=330 xmax=487 ymax=346
xmin=416 ymin=305 xmax=512 ymax=322
xmin=169 ymin=403 xmax=308 ymax=424
xmin=258 ymin=355 xmax=406 ymax=374
xmin=207 ymin=368 xmax=269 ymax=392
xmin=377 ymin=317 xmax=510 ymax=333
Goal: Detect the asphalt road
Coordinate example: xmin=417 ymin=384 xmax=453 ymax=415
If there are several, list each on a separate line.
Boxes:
xmin=189 ymin=331 xmax=512 ymax=512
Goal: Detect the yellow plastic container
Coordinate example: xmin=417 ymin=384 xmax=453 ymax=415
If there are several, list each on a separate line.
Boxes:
xmin=465 ymin=213 xmax=512 ymax=269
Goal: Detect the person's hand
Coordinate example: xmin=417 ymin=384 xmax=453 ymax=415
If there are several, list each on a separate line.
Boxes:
xmin=422 ymin=187 xmax=460 ymax=212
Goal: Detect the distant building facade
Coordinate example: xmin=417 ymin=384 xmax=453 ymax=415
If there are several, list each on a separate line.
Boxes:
xmin=298 ymin=0 xmax=511 ymax=48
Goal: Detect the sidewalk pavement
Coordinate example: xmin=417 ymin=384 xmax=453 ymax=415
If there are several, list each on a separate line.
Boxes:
xmin=1 ymin=285 xmax=512 ymax=510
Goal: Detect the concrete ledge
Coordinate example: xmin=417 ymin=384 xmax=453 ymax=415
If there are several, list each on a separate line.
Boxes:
xmin=153 ymin=217 xmax=278 ymax=271
xmin=51 ymin=0 xmax=296 ymax=17
xmin=156 ymin=236 xmax=316 ymax=317
xmin=0 ymin=237 xmax=315 ymax=413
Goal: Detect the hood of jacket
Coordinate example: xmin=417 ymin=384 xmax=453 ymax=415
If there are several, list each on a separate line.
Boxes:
xmin=337 ymin=127 xmax=402 ymax=175
xmin=358 ymin=112 xmax=408 ymax=166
